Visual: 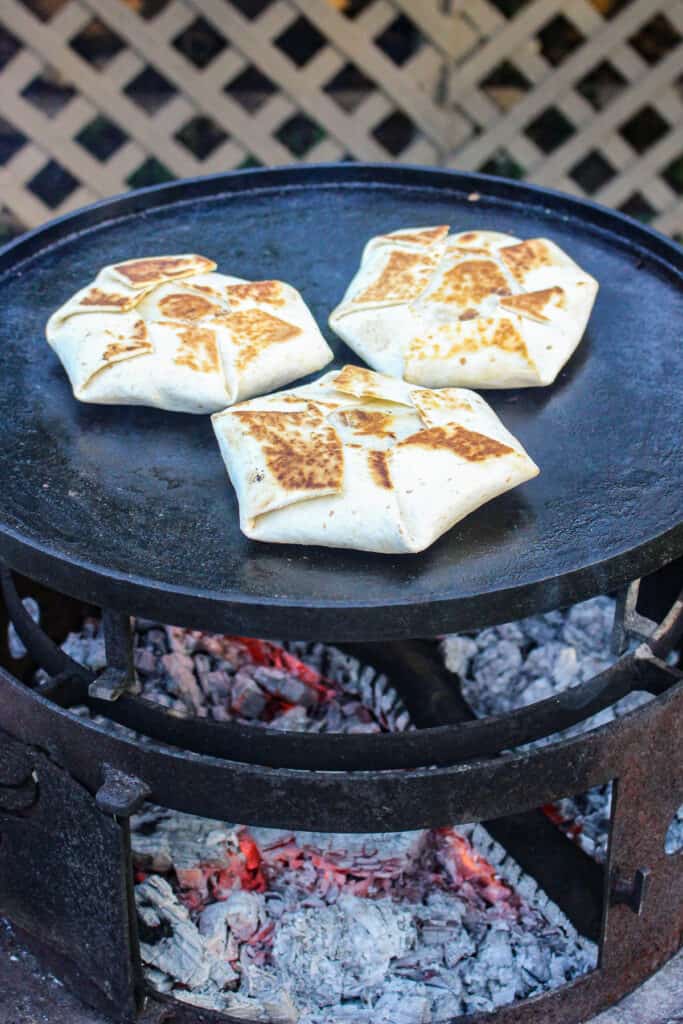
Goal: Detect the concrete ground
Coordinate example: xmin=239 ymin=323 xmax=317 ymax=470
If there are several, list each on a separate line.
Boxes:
xmin=1 ymin=917 xmax=682 ymax=1024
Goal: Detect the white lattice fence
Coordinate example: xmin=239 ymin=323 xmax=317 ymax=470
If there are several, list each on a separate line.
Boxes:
xmin=0 ymin=0 xmax=682 ymax=238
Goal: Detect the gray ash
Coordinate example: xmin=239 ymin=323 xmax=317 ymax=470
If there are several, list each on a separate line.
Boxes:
xmin=130 ymin=811 xmax=595 ymax=1022
xmin=441 ymin=596 xmax=662 ymax=863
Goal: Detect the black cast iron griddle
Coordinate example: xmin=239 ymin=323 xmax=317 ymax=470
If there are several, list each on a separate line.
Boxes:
xmin=0 ymin=164 xmax=681 ymax=640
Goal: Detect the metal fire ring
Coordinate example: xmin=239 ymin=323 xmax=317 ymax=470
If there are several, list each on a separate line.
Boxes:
xmin=0 ymin=570 xmax=681 ymax=833
xmin=1 ymin=584 xmax=682 ymax=1024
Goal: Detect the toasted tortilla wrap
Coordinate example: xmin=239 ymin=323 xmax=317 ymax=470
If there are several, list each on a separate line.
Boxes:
xmin=212 ymin=364 xmax=539 ymax=554
xmin=47 ymin=255 xmax=333 ymax=413
xmin=329 ymin=228 xmax=598 ymax=388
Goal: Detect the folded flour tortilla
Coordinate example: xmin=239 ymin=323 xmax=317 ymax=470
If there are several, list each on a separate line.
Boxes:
xmin=212 ymin=364 xmax=539 ymax=554
xmin=46 ymin=255 xmax=333 ymax=413
xmin=329 ymin=227 xmax=598 ymax=388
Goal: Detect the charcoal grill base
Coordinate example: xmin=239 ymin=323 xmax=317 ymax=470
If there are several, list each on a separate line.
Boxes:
xmin=1 ymin=569 xmax=682 ymax=1024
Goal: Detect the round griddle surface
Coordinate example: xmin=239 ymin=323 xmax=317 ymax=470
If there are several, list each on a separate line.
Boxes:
xmin=0 ymin=165 xmax=681 ymax=639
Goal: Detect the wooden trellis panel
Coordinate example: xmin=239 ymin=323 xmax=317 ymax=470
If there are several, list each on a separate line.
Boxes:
xmin=0 ymin=0 xmax=682 ymax=238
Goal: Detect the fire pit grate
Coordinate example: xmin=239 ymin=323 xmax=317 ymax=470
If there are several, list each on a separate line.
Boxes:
xmin=23 ymin=615 xmax=603 ymax=1020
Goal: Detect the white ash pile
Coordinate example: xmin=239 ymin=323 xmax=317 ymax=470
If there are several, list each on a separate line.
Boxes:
xmin=442 ymin=596 xmax=657 ymax=863
xmin=442 ymin=598 xmax=618 ymax=718
xmin=131 ymin=808 xmax=595 ymax=1022
xmin=54 ymin=618 xmax=411 ymax=735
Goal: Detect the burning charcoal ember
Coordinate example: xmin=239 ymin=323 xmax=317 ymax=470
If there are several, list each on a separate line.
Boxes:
xmin=243 ymin=828 xmax=430 ymax=900
xmin=161 ymin=651 xmax=206 ymax=716
xmin=547 ymin=785 xmax=613 ymax=860
xmin=230 ymin=670 xmax=268 ymax=718
xmin=54 ymin=615 xmax=412 ymax=737
xmin=435 ymin=828 xmax=517 ymax=910
xmin=131 ymin=803 xmax=595 ymax=1021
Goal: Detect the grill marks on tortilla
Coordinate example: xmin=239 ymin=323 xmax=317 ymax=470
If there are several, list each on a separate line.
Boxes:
xmin=227 ymin=280 xmax=286 ymax=307
xmin=80 ymin=288 xmax=138 ymax=310
xmin=338 ymin=409 xmax=397 ymax=439
xmin=52 ymin=257 xmax=335 ymax=412
xmin=354 ymin=249 xmax=438 ymax=304
xmin=113 ymin=255 xmax=216 ymax=287
xmin=487 ymin=318 xmax=531 ymax=358
xmin=234 ymin=406 xmax=344 ymax=494
xmin=407 ymin=317 xmax=533 ymax=366
xmin=224 ymin=367 xmax=524 ymax=520
xmin=367 ymin=449 xmax=392 ymax=489
xmin=190 ymin=284 xmax=223 ymax=299
xmin=102 ymin=319 xmax=151 ymax=362
xmin=219 ymin=309 xmax=302 ymax=370
xmin=332 ymin=229 xmax=588 ymax=396
xmin=499 ymin=286 xmax=565 ymax=322
xmin=410 ymin=388 xmax=473 ymax=426
xmin=381 ymin=225 xmax=449 ymax=247
xmin=401 ymin=423 xmax=513 ymax=461
xmin=334 ymin=365 xmax=377 ymax=394
xmin=151 ymin=280 xmax=301 ymax=369
xmin=426 ymin=259 xmax=510 ymax=307
xmin=499 ymin=240 xmax=552 ymax=282
xmin=172 ymin=325 xmax=220 ymax=373
xmin=332 ymin=364 xmax=411 ymax=405
xmin=159 ymin=293 xmax=223 ymax=320
xmin=454 ymin=318 xmax=532 ymax=362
